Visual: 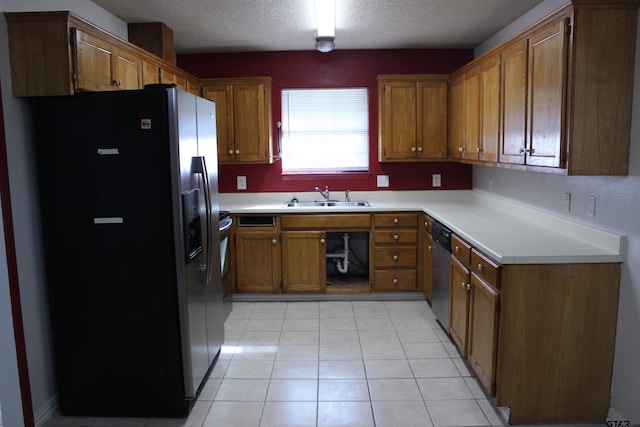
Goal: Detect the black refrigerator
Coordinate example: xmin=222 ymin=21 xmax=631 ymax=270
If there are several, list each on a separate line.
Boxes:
xmin=30 ymin=85 xmax=224 ymax=417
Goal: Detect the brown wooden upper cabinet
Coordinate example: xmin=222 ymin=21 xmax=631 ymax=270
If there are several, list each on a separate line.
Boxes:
xmin=73 ymin=29 xmax=142 ymax=92
xmin=456 ymin=0 xmax=639 ymax=175
xmin=449 ymin=58 xmax=499 ymax=163
xmin=5 ymin=11 xmax=198 ymax=97
xmin=378 ymin=75 xmax=448 ymax=161
xmin=201 ymin=77 xmax=274 ymax=164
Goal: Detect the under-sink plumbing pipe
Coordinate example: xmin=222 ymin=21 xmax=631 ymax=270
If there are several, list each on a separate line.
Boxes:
xmin=326 ymin=233 xmax=350 ymax=274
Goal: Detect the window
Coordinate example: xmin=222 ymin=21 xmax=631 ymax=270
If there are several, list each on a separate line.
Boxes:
xmin=281 ymin=88 xmax=369 ymax=173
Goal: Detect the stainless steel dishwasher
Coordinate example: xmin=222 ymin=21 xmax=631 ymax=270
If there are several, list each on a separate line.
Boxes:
xmin=431 ymin=220 xmax=452 ymax=331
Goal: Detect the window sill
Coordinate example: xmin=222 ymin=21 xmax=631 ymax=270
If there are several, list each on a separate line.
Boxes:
xmin=281 ymin=171 xmax=372 ymax=181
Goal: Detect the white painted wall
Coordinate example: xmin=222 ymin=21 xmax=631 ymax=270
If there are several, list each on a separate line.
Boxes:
xmin=0 ymin=1 xmax=128 ymax=424
xmin=474 ymin=0 xmax=640 ymax=422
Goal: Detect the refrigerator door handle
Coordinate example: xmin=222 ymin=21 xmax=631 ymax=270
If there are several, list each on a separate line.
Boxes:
xmin=193 ymin=156 xmax=212 ymax=284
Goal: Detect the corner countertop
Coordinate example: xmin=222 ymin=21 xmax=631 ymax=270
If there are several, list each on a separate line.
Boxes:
xmin=220 ymin=190 xmax=624 ymax=265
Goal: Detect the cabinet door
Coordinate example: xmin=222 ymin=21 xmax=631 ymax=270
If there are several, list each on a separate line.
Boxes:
xmin=282 ymin=231 xmax=326 ymax=292
xmin=527 ymin=18 xmax=568 ymax=168
xmin=479 ymin=54 xmax=500 ymax=162
xmin=467 ymin=274 xmax=500 ymax=396
xmin=450 ymin=256 xmax=470 ymax=356
xmin=233 ymin=82 xmax=270 ymax=162
xmin=500 ymin=39 xmax=528 ymax=164
xmin=113 ymin=46 xmax=142 ymax=90
xmin=379 ymin=80 xmax=418 ymax=160
xmin=160 ymin=67 xmax=187 ymax=91
xmin=142 ymin=59 xmax=160 ymax=86
xmin=202 ymin=85 xmax=234 ymax=163
xmin=235 ymin=230 xmax=281 ymax=292
xmin=463 ymin=67 xmax=481 ymax=160
xmin=73 ymin=29 xmax=116 ymax=91
xmin=449 ymin=74 xmax=465 ymax=159
xmin=417 ymin=80 xmax=448 ymax=159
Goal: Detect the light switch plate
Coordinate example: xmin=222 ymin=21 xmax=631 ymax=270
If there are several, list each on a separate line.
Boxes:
xmin=377 ymin=175 xmax=389 ymax=187
xmin=237 ymin=176 xmax=247 ymax=190
xmin=432 ymin=174 xmax=442 ymax=187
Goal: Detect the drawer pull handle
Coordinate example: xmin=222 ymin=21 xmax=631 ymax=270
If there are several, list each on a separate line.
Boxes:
xmin=477 ymin=263 xmax=483 ymax=270
xmin=393 ymin=234 xmax=399 ymax=240
xmin=393 ymin=255 xmax=399 ymax=261
xmin=393 ymin=218 xmax=399 ymax=224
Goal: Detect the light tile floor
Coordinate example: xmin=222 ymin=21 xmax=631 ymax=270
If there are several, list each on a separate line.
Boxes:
xmin=43 ymin=300 xmax=605 ymax=427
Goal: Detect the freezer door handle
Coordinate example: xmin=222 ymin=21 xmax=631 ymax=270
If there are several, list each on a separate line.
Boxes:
xmin=193 ymin=156 xmax=212 ymax=284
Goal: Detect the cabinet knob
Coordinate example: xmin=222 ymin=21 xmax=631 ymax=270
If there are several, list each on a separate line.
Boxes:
xmin=467 ymin=283 xmax=472 ymax=291
xmin=455 ymin=246 xmax=459 ymax=253
xmin=476 ymin=147 xmax=482 ymax=153
xmin=458 ymin=147 xmax=464 ymax=152
xmin=228 ymin=149 xmax=234 ymax=155
xmin=428 ymin=245 xmax=432 ymax=251
xmin=411 ymin=146 xmax=417 ymax=152
xmin=393 ymin=255 xmax=399 ymax=261
xmin=417 ymin=146 xmax=423 ymax=152
xmin=461 ymin=282 xmax=465 ymax=288
xmin=393 ymin=234 xmax=399 ymax=240
xmin=477 ymin=263 xmax=483 ymax=271
xmin=235 ymin=149 xmax=240 ymax=155
xmin=393 ymin=278 xmax=398 ymax=285
xmin=320 ymin=239 xmax=325 ymax=244
xmin=424 ymin=221 xmax=429 ymax=227
xmin=393 ymin=218 xmax=399 ymax=224
xmin=272 ymin=239 xmax=277 ymax=245
xmin=519 ymin=147 xmax=526 ymax=153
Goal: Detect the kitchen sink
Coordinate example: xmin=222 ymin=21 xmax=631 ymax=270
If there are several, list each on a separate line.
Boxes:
xmin=284 ymin=201 xmax=370 ymax=207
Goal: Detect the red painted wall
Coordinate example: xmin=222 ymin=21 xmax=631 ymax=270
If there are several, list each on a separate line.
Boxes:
xmin=178 ymin=49 xmax=474 ymax=193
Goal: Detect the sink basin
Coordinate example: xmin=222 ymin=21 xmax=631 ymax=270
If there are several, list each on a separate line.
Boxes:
xmin=284 ymin=201 xmax=370 ymax=207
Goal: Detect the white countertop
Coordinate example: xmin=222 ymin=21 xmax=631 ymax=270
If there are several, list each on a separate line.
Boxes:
xmin=220 ymin=190 xmax=624 ymax=265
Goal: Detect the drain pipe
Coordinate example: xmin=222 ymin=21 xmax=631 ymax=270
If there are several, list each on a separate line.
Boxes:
xmin=326 ymin=233 xmax=350 ymax=274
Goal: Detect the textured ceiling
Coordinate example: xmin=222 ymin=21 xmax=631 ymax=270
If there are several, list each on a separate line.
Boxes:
xmin=91 ymin=0 xmax=546 ymax=53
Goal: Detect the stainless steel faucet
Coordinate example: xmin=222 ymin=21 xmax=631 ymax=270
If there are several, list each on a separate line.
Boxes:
xmin=314 ymin=185 xmax=330 ymax=201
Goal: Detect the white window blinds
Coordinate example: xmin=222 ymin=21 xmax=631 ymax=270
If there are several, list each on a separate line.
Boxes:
xmin=281 ymin=88 xmax=369 ymax=172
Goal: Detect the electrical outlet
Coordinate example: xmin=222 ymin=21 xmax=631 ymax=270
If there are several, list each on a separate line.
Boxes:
xmin=377 ymin=175 xmax=389 ymax=187
xmin=237 ymin=176 xmax=247 ymax=190
xmin=587 ymin=196 xmax=596 ymax=218
xmin=564 ymin=193 xmax=571 ymax=212
xmin=432 ymin=174 xmax=441 ymax=187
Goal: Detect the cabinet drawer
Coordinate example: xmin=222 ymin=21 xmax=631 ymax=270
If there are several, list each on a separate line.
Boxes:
xmin=374 ymin=213 xmax=418 ymax=228
xmin=374 ymin=230 xmax=417 ymax=244
xmin=452 ymin=234 xmax=472 ymax=267
xmin=281 ymin=214 xmax=370 ymax=230
xmin=374 ymin=247 xmax=417 ymax=268
xmin=471 ymin=249 xmax=501 ymax=289
xmin=374 ymin=270 xmax=417 ymax=291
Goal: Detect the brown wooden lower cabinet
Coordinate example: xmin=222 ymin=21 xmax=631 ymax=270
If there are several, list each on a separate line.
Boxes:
xmin=495 ymin=262 xmax=620 ymax=423
xmin=281 ymin=231 xmax=326 ymax=292
xmin=467 ymin=273 xmax=500 ymax=395
xmin=234 ymin=228 xmax=281 ymax=293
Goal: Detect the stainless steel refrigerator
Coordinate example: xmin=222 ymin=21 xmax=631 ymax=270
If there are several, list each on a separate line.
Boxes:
xmin=30 ymin=85 xmax=224 ymax=417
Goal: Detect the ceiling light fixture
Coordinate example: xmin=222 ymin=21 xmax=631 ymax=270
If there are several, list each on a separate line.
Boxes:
xmin=315 ymin=0 xmax=335 ymax=52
